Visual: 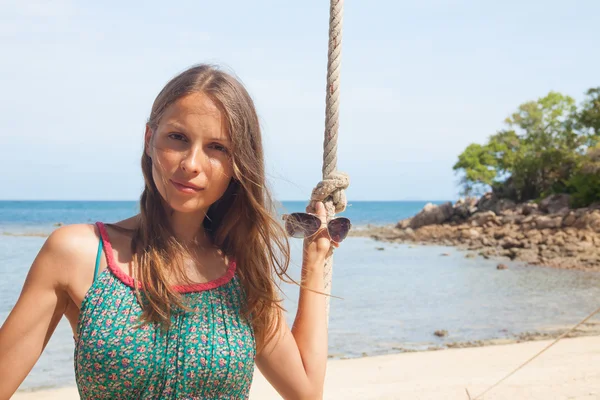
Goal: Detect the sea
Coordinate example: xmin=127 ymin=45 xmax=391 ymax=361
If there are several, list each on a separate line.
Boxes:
xmin=2 ymin=200 xmax=600 ymax=391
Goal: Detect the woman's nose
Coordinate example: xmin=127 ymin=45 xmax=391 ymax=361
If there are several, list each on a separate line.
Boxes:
xmin=180 ymin=147 xmax=208 ymax=175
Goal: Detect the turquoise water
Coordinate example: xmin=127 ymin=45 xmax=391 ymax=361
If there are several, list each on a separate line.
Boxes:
xmin=2 ymin=201 xmax=600 ymax=391
xmin=0 ymin=200 xmax=441 ymax=233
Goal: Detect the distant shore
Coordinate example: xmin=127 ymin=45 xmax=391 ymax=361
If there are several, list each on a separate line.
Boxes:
xmin=12 ymin=336 xmax=600 ymax=400
xmin=351 ymin=193 xmax=600 ymax=272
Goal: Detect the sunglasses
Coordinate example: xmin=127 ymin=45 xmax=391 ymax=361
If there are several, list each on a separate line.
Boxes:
xmin=282 ymin=212 xmax=352 ymax=243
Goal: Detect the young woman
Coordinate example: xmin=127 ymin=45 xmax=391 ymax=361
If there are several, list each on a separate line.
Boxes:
xmin=0 ymin=64 xmax=351 ymax=399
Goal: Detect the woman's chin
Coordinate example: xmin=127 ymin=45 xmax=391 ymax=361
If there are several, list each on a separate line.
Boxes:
xmin=166 ymin=196 xmax=210 ymax=215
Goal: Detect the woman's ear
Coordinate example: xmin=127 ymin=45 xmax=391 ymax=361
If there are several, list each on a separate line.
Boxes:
xmin=144 ymin=125 xmax=153 ymax=158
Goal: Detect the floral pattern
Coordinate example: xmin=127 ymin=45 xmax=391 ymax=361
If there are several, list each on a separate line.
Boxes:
xmin=74 ymin=223 xmax=256 ymax=399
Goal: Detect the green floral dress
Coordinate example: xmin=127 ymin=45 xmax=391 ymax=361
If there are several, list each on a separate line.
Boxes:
xmin=74 ymin=222 xmax=256 ymax=399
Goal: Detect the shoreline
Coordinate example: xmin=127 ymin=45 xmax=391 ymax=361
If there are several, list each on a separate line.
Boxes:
xmin=326 ymin=321 xmax=600 ymax=357
xmin=12 ymin=335 xmax=600 ymax=399
xmin=350 ymin=194 xmax=600 ymax=272
xmin=350 ymin=222 xmax=600 ymax=273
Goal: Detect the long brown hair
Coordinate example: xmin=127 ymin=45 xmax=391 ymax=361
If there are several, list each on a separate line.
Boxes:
xmin=132 ymin=64 xmax=290 ymax=351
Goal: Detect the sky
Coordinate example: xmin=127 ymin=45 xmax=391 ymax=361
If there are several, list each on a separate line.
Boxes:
xmin=1 ymin=0 xmax=599 ymax=201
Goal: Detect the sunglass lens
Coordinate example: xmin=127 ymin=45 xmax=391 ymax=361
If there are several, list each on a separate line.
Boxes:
xmin=328 ymin=217 xmax=351 ymax=242
xmin=285 ymin=213 xmax=321 ymax=238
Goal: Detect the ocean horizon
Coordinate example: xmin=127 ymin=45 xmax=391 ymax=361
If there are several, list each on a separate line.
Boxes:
xmin=0 ymin=200 xmax=452 ymax=234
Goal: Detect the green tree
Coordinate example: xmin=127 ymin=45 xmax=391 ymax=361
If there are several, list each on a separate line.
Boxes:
xmin=567 ymin=143 xmax=600 ymax=207
xmin=454 ymin=91 xmax=586 ymax=201
xmin=453 ymin=143 xmax=497 ymax=196
xmin=579 ymin=87 xmax=600 ymax=144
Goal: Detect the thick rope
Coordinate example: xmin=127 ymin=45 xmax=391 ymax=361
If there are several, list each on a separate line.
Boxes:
xmin=307 ymin=0 xmax=349 ymax=321
xmin=306 ymin=1 xmax=597 ymax=396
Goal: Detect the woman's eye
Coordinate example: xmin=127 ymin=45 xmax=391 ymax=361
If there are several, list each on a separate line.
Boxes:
xmin=210 ymin=143 xmax=228 ymax=153
xmin=168 ymin=133 xmax=187 ymax=141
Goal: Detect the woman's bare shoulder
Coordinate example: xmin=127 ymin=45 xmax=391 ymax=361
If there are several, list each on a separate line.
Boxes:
xmin=42 ymin=224 xmax=101 ymax=273
xmin=48 ymin=215 xmax=140 ymax=259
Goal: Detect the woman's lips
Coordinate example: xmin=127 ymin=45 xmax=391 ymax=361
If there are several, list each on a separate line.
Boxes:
xmin=170 ymin=179 xmax=204 ymax=194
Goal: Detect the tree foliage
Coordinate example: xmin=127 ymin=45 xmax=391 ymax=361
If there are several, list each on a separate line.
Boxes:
xmin=567 ymin=143 xmax=600 ymax=208
xmin=579 ymin=87 xmax=600 ymax=142
xmin=454 ymin=89 xmax=600 ymax=205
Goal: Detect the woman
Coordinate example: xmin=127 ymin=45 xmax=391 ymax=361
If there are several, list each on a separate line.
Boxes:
xmin=0 ymin=64 xmax=350 ymax=399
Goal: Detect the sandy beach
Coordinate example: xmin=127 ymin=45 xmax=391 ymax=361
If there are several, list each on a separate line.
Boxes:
xmin=11 ymin=335 xmax=600 ymax=400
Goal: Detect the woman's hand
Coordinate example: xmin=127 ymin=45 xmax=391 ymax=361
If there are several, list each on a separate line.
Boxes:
xmin=302 ymin=201 xmax=340 ymax=267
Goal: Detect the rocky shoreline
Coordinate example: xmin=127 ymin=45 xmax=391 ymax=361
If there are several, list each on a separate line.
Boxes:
xmin=326 ymin=320 xmax=600 ymax=358
xmin=424 ymin=320 xmax=600 ymax=352
xmin=350 ymin=193 xmax=600 ymax=272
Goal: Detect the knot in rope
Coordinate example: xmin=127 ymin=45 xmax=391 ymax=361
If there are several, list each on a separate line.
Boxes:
xmin=309 ymin=171 xmax=350 ymax=215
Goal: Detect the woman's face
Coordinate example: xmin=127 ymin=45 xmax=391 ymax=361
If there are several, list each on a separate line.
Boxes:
xmin=145 ymin=92 xmax=234 ymax=216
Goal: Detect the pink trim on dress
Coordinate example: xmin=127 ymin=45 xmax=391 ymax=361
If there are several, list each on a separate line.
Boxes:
xmin=95 ymin=222 xmax=237 ymax=293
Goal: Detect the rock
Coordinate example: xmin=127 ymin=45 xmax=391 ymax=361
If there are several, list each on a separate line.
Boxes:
xmin=562 ymin=212 xmax=577 ymax=227
xmin=401 ymin=227 xmax=416 ymax=240
xmin=434 ymin=330 xmax=448 ymax=337
xmin=453 ymin=197 xmax=479 ymax=220
xmin=554 ymin=207 xmax=570 ymax=216
xmin=481 ymin=237 xmax=492 ymax=246
xmin=512 ymin=249 xmax=540 ymax=264
xmin=564 ymin=242 xmax=584 ymax=254
xmin=521 ymin=240 xmax=533 ymax=249
xmin=469 ymin=211 xmax=497 ymax=227
xmin=525 ymin=230 xmax=542 ymax=241
xmin=534 ymin=216 xmax=563 ymax=230
xmin=376 ymin=247 xmax=385 ymax=251
xmin=480 ymin=248 xmax=498 ymax=259
xmin=522 ymin=215 xmax=535 ymax=224
xmin=540 ymin=194 xmax=571 ymax=214
xmin=494 ymin=199 xmax=517 ymax=215
xmin=492 ymin=230 xmax=506 ymax=240
xmin=505 ymin=248 xmax=519 ymax=260
xmin=574 ymin=210 xmax=600 ymax=232
xmin=396 ymin=218 xmax=412 ymax=229
xmin=492 ymin=229 xmax=510 ymax=240
xmin=465 ymin=253 xmax=476 ymax=258
xmin=476 ymin=192 xmax=497 ymax=212
xmin=440 ymin=253 xmax=450 ymax=256
xmin=476 ymin=192 xmax=517 ymax=215
xmin=407 ymin=202 xmax=454 ymax=229
xmin=470 ymin=229 xmax=481 ymax=238
xmin=500 ymin=215 xmax=523 ymax=225
xmin=493 ymin=230 xmax=506 ymax=240
xmin=468 ymin=240 xmax=484 ymax=251
xmin=554 ymin=236 xmax=566 ymax=247
xmin=460 ymin=228 xmax=480 ymax=240
xmin=499 ymin=236 xmax=522 ymax=249
xmin=497 ymin=263 xmax=509 ymax=270
xmin=521 ymin=202 xmax=539 ymax=216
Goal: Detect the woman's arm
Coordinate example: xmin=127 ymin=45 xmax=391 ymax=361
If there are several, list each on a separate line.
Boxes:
xmin=256 ymin=201 xmax=338 ymax=400
xmin=0 ymin=225 xmax=93 ymax=399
